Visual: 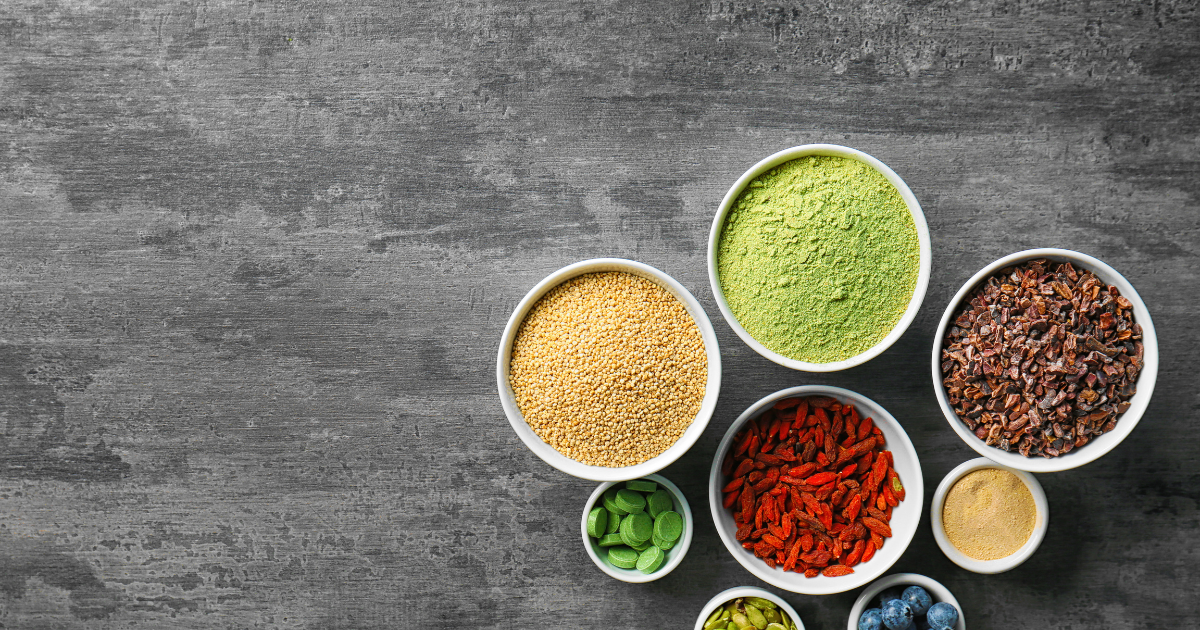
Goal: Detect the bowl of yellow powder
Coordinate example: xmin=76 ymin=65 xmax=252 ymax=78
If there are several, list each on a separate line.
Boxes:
xmin=497 ymin=258 xmax=722 ymax=482
xmin=708 ymin=145 xmax=931 ymax=371
xmin=931 ymin=457 xmax=1049 ymax=573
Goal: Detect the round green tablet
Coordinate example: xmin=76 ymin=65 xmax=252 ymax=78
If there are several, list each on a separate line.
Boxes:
xmin=646 ymin=488 xmax=673 ymax=518
xmin=625 ymin=479 xmax=658 ymax=493
xmin=621 ymin=511 xmax=653 ymax=543
xmin=605 ymin=511 xmax=621 ymax=535
xmin=614 ymin=489 xmax=646 ymax=514
xmin=586 ymin=507 xmax=608 ymax=539
xmin=598 ymin=533 xmax=624 ymax=547
xmin=651 ymin=533 xmax=676 ymax=550
xmin=602 ymin=488 xmax=629 ymax=515
xmin=654 ymin=510 xmax=683 ymax=542
xmin=635 ymin=545 xmax=665 ymax=574
xmin=630 ymin=539 xmax=653 ymax=551
xmin=608 ymin=546 xmax=638 ymax=569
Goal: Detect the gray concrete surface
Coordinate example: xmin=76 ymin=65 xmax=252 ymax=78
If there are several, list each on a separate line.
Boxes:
xmin=1 ymin=0 xmax=1198 ymax=627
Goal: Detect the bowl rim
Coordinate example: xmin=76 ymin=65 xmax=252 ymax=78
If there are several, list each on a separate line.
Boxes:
xmin=930 ymin=247 xmax=1159 ymax=472
xmin=929 ymin=457 xmax=1049 ymax=574
xmin=708 ymin=385 xmax=923 ymax=594
xmin=694 ymin=586 xmax=806 ymax=630
xmin=581 ymin=473 xmax=694 ymax=583
xmin=497 ymin=257 xmax=722 ymax=481
xmin=706 ymin=144 xmax=932 ymax=372
xmin=847 ymin=572 xmax=966 ymax=630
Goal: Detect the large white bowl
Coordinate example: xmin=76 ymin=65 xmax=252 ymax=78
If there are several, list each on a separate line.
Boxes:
xmin=930 ymin=458 xmax=1049 ymax=574
xmin=848 ymin=573 xmax=966 ymax=630
xmin=695 ymin=586 xmax=805 ymax=630
xmin=497 ymin=258 xmax=722 ymax=481
xmin=707 ymin=144 xmax=931 ymax=372
xmin=931 ymin=248 xmax=1159 ymax=473
xmin=708 ymin=385 xmax=923 ymax=595
xmin=581 ymin=474 xmax=693 ymax=583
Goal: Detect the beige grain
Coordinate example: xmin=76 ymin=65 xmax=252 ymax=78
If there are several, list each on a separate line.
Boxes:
xmin=509 ymin=272 xmax=707 ymax=467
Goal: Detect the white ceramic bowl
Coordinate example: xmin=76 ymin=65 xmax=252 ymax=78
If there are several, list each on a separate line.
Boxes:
xmin=848 ymin=573 xmax=966 ymax=630
xmin=581 ymin=474 xmax=693 ymax=583
xmin=930 ymin=457 xmax=1049 ymax=574
xmin=931 ymin=248 xmax=1159 ymax=472
xmin=707 ymin=144 xmax=931 ymax=372
xmin=695 ymin=586 xmax=805 ymax=630
xmin=708 ymin=385 xmax=923 ymax=594
xmin=497 ymin=258 xmax=722 ymax=481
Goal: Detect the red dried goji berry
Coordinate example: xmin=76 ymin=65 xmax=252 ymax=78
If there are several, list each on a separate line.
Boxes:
xmin=723 ymin=490 xmax=739 ymax=509
xmin=845 ymin=539 xmax=866 ymax=567
xmin=862 ymin=517 xmax=892 ymax=538
xmin=774 ymin=397 xmax=801 ymax=410
xmin=861 ymin=539 xmax=877 ymax=563
xmin=723 ymin=477 xmax=744 ymax=493
xmin=844 ymin=492 xmax=864 ymax=520
xmin=822 ymin=565 xmax=854 ymax=577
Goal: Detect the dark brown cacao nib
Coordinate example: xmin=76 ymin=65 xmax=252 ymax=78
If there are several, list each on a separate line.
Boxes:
xmin=940 ymin=259 xmax=1142 ymax=458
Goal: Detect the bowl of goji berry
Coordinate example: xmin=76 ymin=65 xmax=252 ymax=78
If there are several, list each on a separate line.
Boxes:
xmin=708 ymin=385 xmax=923 ymax=595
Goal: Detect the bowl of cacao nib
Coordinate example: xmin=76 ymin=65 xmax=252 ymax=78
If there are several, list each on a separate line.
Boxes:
xmin=932 ymin=248 xmax=1158 ymax=472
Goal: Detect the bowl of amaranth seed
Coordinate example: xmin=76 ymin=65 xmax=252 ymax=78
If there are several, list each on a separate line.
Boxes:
xmin=932 ymin=249 xmax=1158 ymax=473
xmin=497 ymin=258 xmax=722 ymax=481
xmin=708 ymin=145 xmax=931 ymax=372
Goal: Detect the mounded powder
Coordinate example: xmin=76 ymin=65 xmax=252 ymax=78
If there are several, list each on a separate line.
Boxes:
xmin=942 ymin=468 xmax=1037 ymax=561
xmin=716 ymin=155 xmax=920 ymax=364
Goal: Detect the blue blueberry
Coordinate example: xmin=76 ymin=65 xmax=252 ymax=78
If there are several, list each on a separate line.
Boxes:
xmin=926 ymin=602 xmax=959 ymax=630
xmin=882 ymin=599 xmax=914 ymax=630
xmin=879 ymin=586 xmax=904 ymax=607
xmin=901 ymin=585 xmax=932 ymax=616
xmin=858 ymin=608 xmax=884 ymax=630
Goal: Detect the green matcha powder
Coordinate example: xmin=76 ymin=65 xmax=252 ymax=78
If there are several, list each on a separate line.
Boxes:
xmin=717 ymin=155 xmax=920 ymax=364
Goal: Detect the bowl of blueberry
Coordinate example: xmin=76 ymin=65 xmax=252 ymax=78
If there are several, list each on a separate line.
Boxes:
xmin=848 ymin=573 xmax=964 ymax=630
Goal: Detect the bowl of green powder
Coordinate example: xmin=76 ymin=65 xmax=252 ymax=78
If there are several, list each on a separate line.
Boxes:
xmin=708 ymin=145 xmax=931 ymax=371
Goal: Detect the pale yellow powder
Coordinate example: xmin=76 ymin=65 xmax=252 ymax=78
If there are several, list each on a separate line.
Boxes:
xmin=942 ymin=468 xmax=1037 ymax=561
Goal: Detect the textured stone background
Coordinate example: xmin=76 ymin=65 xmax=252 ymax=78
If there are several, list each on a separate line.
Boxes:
xmin=1 ymin=0 xmax=1198 ymax=628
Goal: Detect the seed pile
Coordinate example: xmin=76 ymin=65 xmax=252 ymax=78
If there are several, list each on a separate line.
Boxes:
xmin=509 ymin=271 xmax=707 ymax=467
xmin=940 ymin=259 xmax=1144 ymax=458
xmin=702 ymin=596 xmax=798 ymax=630
xmin=942 ymin=468 xmax=1036 ymax=561
xmin=721 ymin=395 xmax=903 ymax=577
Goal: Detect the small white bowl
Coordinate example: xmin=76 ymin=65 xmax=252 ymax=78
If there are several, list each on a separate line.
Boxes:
xmin=695 ymin=586 xmax=806 ymax=630
xmin=931 ymin=248 xmax=1159 ymax=472
xmin=848 ymin=573 xmax=966 ymax=630
xmin=581 ymin=474 xmax=693 ymax=583
xmin=930 ymin=457 xmax=1049 ymax=574
xmin=707 ymin=144 xmax=931 ymax=372
xmin=708 ymin=385 xmax=923 ymax=595
xmin=497 ymin=258 xmax=722 ymax=481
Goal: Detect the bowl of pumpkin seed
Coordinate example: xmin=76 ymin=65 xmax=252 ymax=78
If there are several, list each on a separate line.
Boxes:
xmin=695 ymin=586 xmax=805 ymax=630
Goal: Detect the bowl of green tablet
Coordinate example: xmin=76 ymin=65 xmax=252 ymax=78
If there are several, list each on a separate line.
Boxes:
xmin=581 ymin=474 xmax=693 ymax=582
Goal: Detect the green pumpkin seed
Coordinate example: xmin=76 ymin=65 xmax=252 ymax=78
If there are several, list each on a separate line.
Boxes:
xmin=765 ymin=624 xmax=787 ymax=630
xmin=731 ymin=612 xmax=752 ymax=629
xmin=746 ymin=597 xmax=778 ymax=610
xmin=744 ymin=604 xmax=768 ymax=630
xmin=764 ymin=608 xmax=781 ymax=623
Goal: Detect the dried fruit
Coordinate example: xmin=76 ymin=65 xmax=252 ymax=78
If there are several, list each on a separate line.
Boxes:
xmin=941 ymin=259 xmax=1143 ymax=458
xmin=722 ymin=395 xmax=903 ymax=578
